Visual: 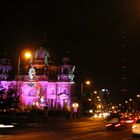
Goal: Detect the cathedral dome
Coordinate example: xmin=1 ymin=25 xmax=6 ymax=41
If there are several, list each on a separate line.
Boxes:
xmin=34 ymin=47 xmax=49 ymax=60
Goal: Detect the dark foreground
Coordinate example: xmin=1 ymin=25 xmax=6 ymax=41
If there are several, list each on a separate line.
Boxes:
xmin=0 ymin=116 xmax=138 ymax=140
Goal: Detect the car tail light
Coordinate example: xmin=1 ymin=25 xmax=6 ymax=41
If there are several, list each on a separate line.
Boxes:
xmin=134 ymin=117 xmax=138 ymax=121
xmin=105 ymin=123 xmax=112 ymax=127
xmin=115 ymin=124 xmax=121 ymax=127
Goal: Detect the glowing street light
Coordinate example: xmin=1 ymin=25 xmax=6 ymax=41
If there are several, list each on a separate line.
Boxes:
xmin=17 ymin=50 xmax=32 ymax=83
xmin=17 ymin=51 xmax=32 ymax=79
xmin=72 ymin=102 xmax=79 ymax=108
xmin=137 ymin=94 xmax=140 ymax=98
xmin=81 ymin=80 xmax=91 ymax=97
xmin=24 ymin=51 xmax=32 ymax=59
xmin=80 ymin=80 xmax=91 ymax=113
xmin=24 ymin=51 xmax=32 ymax=73
xmin=112 ymin=106 xmax=115 ymax=110
xmin=125 ymin=101 xmax=128 ymax=103
xmin=98 ymin=104 xmax=101 ymax=108
xmin=85 ymin=80 xmax=91 ymax=85
xmin=94 ymin=91 xmax=97 ymax=94
xmin=15 ymin=50 xmax=32 ymax=108
xmin=97 ymin=96 xmax=100 ymax=99
xmin=81 ymin=80 xmax=91 ymax=93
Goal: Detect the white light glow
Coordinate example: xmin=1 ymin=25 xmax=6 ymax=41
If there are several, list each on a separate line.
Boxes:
xmin=102 ymin=89 xmax=105 ymax=92
xmin=88 ymin=98 xmax=91 ymax=101
xmin=89 ymin=110 xmax=93 ymax=113
xmin=0 ymin=124 xmax=14 ymax=128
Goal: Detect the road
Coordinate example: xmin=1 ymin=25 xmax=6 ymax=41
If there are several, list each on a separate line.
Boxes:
xmin=0 ymin=117 xmax=138 ymax=140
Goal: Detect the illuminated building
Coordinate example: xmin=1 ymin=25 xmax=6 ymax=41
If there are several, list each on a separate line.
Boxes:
xmin=0 ymin=47 xmax=75 ymax=111
xmin=0 ymin=52 xmax=12 ymax=80
xmin=99 ymin=89 xmax=111 ymax=112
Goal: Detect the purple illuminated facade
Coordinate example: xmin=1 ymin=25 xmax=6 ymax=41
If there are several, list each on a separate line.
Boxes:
xmin=20 ymin=81 xmax=74 ymax=110
xmin=0 ymin=48 xmax=75 ymax=111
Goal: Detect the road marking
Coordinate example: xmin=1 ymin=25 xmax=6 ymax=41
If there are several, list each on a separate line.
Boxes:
xmin=121 ymin=136 xmax=132 ymax=140
xmin=0 ymin=135 xmax=13 ymax=139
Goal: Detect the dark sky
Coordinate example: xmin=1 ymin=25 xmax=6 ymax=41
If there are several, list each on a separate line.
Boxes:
xmin=0 ymin=1 xmax=140 ymax=103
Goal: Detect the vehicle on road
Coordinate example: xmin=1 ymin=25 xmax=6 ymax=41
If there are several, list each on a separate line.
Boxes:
xmin=105 ymin=113 xmax=126 ymax=130
xmin=105 ymin=122 xmax=126 ymax=130
xmin=132 ymin=119 xmax=140 ymax=136
xmin=121 ymin=117 xmax=136 ymax=125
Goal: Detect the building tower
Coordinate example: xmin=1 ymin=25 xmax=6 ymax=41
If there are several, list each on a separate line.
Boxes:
xmin=58 ymin=51 xmax=75 ymax=82
xmin=99 ymin=89 xmax=111 ymax=112
xmin=120 ymin=32 xmax=128 ymax=102
xmin=0 ymin=52 xmax=12 ymax=80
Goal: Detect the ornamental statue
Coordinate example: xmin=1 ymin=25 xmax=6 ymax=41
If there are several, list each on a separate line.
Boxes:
xmin=28 ymin=65 xmax=36 ymax=80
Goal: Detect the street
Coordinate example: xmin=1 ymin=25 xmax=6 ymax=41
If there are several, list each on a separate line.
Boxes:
xmin=0 ymin=117 xmax=137 ymax=140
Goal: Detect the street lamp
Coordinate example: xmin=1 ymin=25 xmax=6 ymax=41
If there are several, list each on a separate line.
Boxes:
xmin=94 ymin=91 xmax=97 ymax=94
xmin=17 ymin=56 xmax=21 ymax=80
xmin=85 ymin=80 xmax=91 ymax=85
xmin=80 ymin=80 xmax=91 ymax=114
xmin=15 ymin=50 xmax=32 ymax=109
xmin=137 ymin=95 xmax=140 ymax=98
xmin=125 ymin=101 xmax=128 ymax=103
xmin=81 ymin=80 xmax=91 ymax=94
xmin=24 ymin=51 xmax=32 ymax=59
xmin=17 ymin=51 xmax=32 ymax=80
xmin=16 ymin=51 xmax=32 ymax=89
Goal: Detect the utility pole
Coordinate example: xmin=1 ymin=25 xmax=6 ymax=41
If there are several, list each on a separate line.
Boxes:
xmin=80 ymin=83 xmax=83 ymax=114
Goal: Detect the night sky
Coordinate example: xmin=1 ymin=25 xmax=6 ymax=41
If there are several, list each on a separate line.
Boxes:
xmin=0 ymin=1 xmax=140 ymax=104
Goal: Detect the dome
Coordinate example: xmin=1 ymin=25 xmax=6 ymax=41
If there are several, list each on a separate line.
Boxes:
xmin=34 ymin=47 xmax=49 ymax=60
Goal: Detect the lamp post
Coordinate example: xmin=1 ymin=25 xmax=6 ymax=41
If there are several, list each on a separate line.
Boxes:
xmin=16 ymin=55 xmax=21 ymax=95
xmin=17 ymin=51 xmax=32 ymax=81
xmin=80 ymin=80 xmax=91 ymax=115
xmin=15 ymin=55 xmax=21 ymax=109
xmin=16 ymin=51 xmax=32 ymax=105
xmin=17 ymin=56 xmax=21 ymax=80
xmin=24 ymin=51 xmax=32 ymax=76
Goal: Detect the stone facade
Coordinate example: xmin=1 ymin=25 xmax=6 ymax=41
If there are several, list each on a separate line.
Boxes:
xmin=0 ymin=48 xmax=75 ymax=111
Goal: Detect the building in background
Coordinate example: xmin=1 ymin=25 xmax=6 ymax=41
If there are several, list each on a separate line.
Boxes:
xmin=99 ymin=88 xmax=111 ymax=112
xmin=120 ymin=32 xmax=128 ymax=102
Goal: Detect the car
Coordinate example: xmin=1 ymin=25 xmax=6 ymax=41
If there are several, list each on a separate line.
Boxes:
xmin=121 ymin=117 xmax=136 ymax=125
xmin=105 ymin=117 xmax=126 ymax=130
xmin=132 ymin=119 xmax=140 ymax=136
xmin=105 ymin=122 xmax=125 ymax=130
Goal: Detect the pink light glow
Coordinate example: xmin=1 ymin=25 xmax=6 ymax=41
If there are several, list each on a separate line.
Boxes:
xmin=20 ymin=81 xmax=73 ymax=109
xmin=0 ymin=81 xmax=73 ymax=110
